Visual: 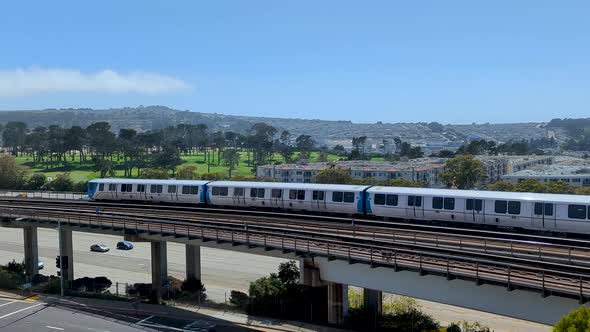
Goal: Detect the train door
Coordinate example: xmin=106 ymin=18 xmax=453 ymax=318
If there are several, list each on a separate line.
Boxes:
xmin=233 ymin=187 xmax=246 ymax=207
xmin=313 ymin=190 xmax=326 ymax=211
xmin=406 ymin=195 xmax=424 ymax=218
xmin=270 ymin=189 xmax=282 ymax=208
xmin=466 ymin=199 xmax=485 ymax=223
xmin=532 ymin=202 xmax=556 ymax=230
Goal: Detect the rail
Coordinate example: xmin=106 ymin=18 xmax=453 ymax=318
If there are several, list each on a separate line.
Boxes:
xmin=2 ymin=206 xmax=590 ymax=302
xmin=0 ymin=190 xmax=87 ymax=200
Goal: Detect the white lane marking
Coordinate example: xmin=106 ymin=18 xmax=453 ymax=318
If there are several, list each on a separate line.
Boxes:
xmin=136 ymin=315 xmax=154 ymax=324
xmin=46 ymin=326 xmax=64 ymax=330
xmin=0 ymin=301 xmax=17 ymax=307
xmin=0 ymin=303 xmax=45 ymax=319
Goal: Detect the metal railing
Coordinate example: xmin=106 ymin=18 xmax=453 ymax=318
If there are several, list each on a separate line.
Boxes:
xmin=0 ymin=190 xmax=87 ymax=200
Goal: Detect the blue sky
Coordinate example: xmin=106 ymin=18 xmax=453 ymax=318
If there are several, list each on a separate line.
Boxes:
xmin=0 ymin=1 xmax=588 ymax=124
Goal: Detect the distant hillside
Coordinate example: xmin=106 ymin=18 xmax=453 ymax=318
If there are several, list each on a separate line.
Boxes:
xmin=0 ymin=106 xmax=560 ymax=145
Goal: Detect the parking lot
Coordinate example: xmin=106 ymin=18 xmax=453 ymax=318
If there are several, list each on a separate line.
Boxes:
xmin=0 ymin=297 xmax=252 ymax=331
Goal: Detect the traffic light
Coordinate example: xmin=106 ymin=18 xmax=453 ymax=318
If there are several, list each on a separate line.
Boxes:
xmin=55 ymin=256 xmax=69 ymax=269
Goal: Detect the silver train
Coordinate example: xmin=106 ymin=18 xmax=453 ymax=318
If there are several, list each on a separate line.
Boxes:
xmin=88 ymin=178 xmax=590 ymax=235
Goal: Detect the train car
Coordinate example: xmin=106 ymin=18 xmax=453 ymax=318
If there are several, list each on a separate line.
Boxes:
xmin=88 ymin=178 xmax=209 ymax=204
xmin=206 ymin=181 xmax=370 ymax=214
xmin=367 ymin=186 xmax=590 ymax=233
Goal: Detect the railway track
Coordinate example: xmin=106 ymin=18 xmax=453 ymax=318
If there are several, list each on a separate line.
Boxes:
xmin=3 ymin=199 xmax=590 ymax=273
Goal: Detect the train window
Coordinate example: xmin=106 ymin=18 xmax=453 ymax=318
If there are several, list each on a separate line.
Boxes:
xmin=568 ymin=205 xmax=587 ymax=219
xmin=475 ymin=199 xmax=482 ymax=211
xmin=386 ymin=194 xmax=398 ymax=206
xmin=289 ymin=190 xmax=297 ymax=199
xmin=332 ymin=192 xmax=343 ymax=202
xmin=297 ymin=190 xmax=305 ymax=200
xmin=343 ymin=192 xmax=355 ymax=203
xmin=432 ymin=197 xmax=443 ymax=209
xmin=534 ymin=203 xmax=543 ymax=215
xmin=444 ymin=198 xmax=455 ymax=210
xmin=257 ymin=188 xmax=265 ymax=198
xmin=495 ymin=200 xmax=507 ymax=214
xmin=190 ymin=186 xmax=198 ymax=195
xmin=408 ymin=195 xmax=421 ymax=207
xmin=168 ymin=185 xmax=176 ymax=194
xmin=137 ymin=184 xmax=145 ymax=192
xmin=250 ymin=188 xmax=258 ymax=198
xmin=108 ymin=184 xmax=116 ymax=191
xmin=544 ymin=203 xmax=553 ymax=216
xmin=235 ymin=188 xmax=245 ymax=197
xmin=271 ymin=189 xmax=281 ymax=198
xmin=182 ymin=186 xmax=190 ymax=194
xmin=466 ymin=199 xmax=473 ymax=211
xmin=99 ymin=183 xmax=104 ymax=191
xmin=508 ymin=201 xmax=520 ymax=214
xmin=89 ymin=183 xmax=96 ymax=191
xmin=312 ymin=191 xmax=325 ymax=201
xmin=374 ymin=194 xmax=385 ymax=205
xmin=150 ymin=185 xmax=163 ymax=193
xmin=214 ymin=187 xmax=228 ymax=196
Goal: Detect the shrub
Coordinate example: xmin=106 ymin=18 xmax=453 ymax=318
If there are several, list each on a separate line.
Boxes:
xmin=27 ymin=173 xmax=47 ymax=190
xmin=71 ymin=276 xmax=112 ymax=293
xmin=126 ymin=283 xmax=152 ymax=298
xmin=0 ymin=270 xmax=24 ymax=289
xmin=553 ymin=306 xmax=590 ymax=332
xmin=1 ymin=260 xmax=25 ymax=274
xmin=229 ymin=290 xmax=249 ymax=309
xmin=446 ymin=323 xmax=461 ymax=332
xmin=49 ymin=173 xmax=74 ymax=191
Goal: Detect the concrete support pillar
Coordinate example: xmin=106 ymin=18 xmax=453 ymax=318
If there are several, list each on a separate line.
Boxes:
xmin=59 ymin=228 xmax=74 ymax=282
xmin=23 ymin=227 xmax=39 ymax=277
xmin=300 ymin=258 xmax=323 ymax=287
xmin=327 ymin=283 xmax=348 ymax=325
xmin=363 ymin=288 xmax=383 ymax=315
xmin=185 ymin=244 xmax=201 ymax=280
xmin=151 ymin=241 xmax=168 ymax=300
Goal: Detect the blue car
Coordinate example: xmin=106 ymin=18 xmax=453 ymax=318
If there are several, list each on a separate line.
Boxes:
xmin=116 ymin=241 xmax=134 ymax=250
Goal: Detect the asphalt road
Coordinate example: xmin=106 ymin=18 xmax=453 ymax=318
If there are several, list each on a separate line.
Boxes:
xmin=0 ymin=227 xmax=288 ymax=302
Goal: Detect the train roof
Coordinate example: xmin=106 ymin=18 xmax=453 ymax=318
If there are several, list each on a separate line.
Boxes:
xmin=89 ymin=178 xmax=210 ymax=186
xmin=368 ymin=186 xmax=590 ymax=204
xmin=209 ymin=181 xmax=370 ymax=191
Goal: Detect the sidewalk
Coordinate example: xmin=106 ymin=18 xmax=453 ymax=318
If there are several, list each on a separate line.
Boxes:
xmin=42 ymin=295 xmax=350 ymax=332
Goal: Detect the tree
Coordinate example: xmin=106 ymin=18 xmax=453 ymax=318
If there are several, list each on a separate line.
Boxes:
xmin=2 ymin=122 xmax=27 ymax=156
xmin=151 ymin=145 xmax=182 ymax=176
xmin=176 ymin=165 xmax=198 ymax=180
xmin=27 ymin=173 xmax=47 ymax=190
xmin=0 ymin=155 xmax=28 ymax=189
xmin=49 ymin=173 xmax=74 ymax=191
xmin=351 ymin=136 xmax=367 ymax=160
xmin=487 ymin=180 xmax=515 ymax=192
xmin=277 ymin=130 xmax=294 ymax=163
xmin=140 ymin=168 xmax=170 ymax=179
xmin=295 ymin=135 xmax=315 ymax=160
xmin=277 ymin=261 xmax=299 ymax=285
xmin=553 ymin=306 xmax=590 ymax=332
xmin=314 ymin=168 xmax=353 ymax=184
xmin=250 ymin=123 xmax=277 ymax=166
xmin=222 ymin=149 xmax=240 ymax=178
xmin=441 ymin=155 xmax=486 ymax=189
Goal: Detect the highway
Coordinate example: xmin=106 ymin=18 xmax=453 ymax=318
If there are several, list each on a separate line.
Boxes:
xmin=0 ymin=227 xmax=287 ymax=302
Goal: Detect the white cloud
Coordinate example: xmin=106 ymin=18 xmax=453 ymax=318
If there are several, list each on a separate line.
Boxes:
xmin=0 ymin=67 xmax=191 ymax=97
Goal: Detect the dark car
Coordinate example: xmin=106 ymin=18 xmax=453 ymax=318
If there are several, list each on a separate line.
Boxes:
xmin=116 ymin=241 xmax=134 ymax=250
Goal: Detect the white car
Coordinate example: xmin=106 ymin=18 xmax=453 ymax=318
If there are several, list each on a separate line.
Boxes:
xmin=37 ymin=261 xmax=44 ymax=270
xmin=90 ymin=244 xmax=110 ymax=253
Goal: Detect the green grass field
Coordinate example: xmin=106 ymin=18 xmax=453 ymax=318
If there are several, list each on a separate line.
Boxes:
xmin=14 ymin=150 xmax=348 ymax=182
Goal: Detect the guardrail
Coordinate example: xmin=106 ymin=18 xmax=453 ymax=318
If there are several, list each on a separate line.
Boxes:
xmin=2 ymin=206 xmax=590 ymax=302
xmin=0 ymin=190 xmax=87 ymax=200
